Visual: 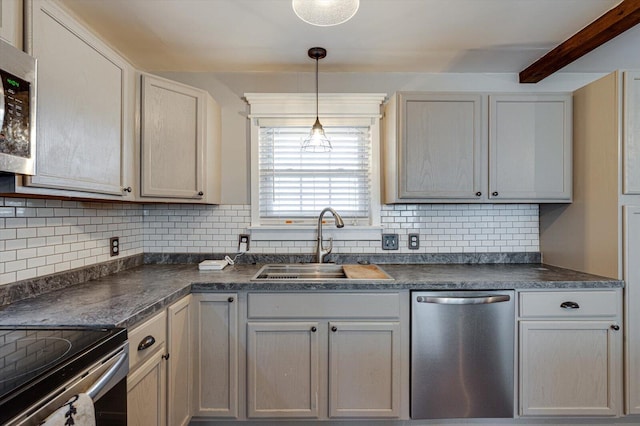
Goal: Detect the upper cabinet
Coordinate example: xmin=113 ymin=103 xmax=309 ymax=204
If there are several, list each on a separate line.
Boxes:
xmin=624 ymin=71 xmax=640 ymax=194
xmin=0 ymin=0 xmax=135 ymax=199
xmin=383 ymin=92 xmax=572 ymax=203
xmin=0 ymin=0 xmax=22 ymax=49
xmin=139 ymin=73 xmax=221 ymax=204
xmin=26 ymin=0 xmax=134 ymax=197
xmin=489 ymin=94 xmax=572 ymax=202
xmin=0 ymin=1 xmax=221 ymax=203
xmin=383 ymin=93 xmax=485 ymax=202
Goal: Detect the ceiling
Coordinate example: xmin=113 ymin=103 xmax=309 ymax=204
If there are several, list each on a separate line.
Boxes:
xmin=58 ymin=0 xmax=639 ymax=74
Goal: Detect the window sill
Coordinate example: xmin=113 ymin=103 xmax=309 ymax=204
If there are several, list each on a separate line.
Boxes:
xmin=248 ymin=225 xmax=383 ymax=242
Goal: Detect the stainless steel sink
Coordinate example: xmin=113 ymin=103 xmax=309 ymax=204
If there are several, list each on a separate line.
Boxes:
xmin=251 ymin=264 xmax=392 ymax=281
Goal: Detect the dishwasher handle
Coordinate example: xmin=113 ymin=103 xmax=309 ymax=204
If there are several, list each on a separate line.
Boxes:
xmin=416 ymin=294 xmax=511 ymax=305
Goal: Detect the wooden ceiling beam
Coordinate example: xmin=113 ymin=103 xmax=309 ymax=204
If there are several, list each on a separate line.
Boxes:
xmin=519 ymin=0 xmax=640 ymax=83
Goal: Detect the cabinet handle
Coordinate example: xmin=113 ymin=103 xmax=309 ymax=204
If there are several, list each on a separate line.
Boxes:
xmin=491 ymin=191 xmax=499 ymax=197
xmin=611 ymin=324 xmax=620 ymax=331
xmin=162 ymin=353 xmax=170 ymax=360
xmin=197 ymin=191 xmax=204 ymax=196
xmin=331 ymin=326 xmax=338 ymax=332
xmin=227 ymin=297 xmax=234 ymax=303
xmin=475 ymin=192 xmax=482 ymax=197
xmin=123 ymin=186 xmax=132 ymax=193
xmin=137 ymin=335 xmax=156 ymax=351
xmin=311 ymin=326 xmax=317 ymax=332
xmin=560 ymin=301 xmax=580 ymax=309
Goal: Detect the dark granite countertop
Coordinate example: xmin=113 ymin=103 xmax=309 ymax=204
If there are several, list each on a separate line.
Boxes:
xmin=0 ymin=263 xmax=622 ymax=328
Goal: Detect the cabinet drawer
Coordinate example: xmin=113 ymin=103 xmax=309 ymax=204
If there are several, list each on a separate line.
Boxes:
xmin=129 ymin=310 xmax=167 ymax=370
xmin=247 ymin=292 xmax=401 ymax=319
xmin=519 ymin=291 xmax=619 ymax=318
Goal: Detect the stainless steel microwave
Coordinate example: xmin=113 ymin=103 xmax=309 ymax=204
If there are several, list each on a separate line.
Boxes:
xmin=0 ymin=38 xmax=36 ymax=175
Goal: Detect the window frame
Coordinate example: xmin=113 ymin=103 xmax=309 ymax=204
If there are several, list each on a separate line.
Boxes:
xmin=246 ymin=93 xmax=386 ymax=241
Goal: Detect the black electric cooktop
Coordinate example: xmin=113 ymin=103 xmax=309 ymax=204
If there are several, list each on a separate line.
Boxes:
xmin=0 ymin=327 xmax=127 ymax=424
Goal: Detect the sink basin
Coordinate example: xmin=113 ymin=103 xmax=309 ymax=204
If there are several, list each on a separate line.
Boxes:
xmin=251 ymin=264 xmax=393 ymax=281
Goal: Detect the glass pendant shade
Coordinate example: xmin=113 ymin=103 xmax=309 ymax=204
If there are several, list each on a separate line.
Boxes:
xmin=302 ymin=117 xmax=332 ymax=152
xmin=292 ymin=0 xmax=359 ymax=27
xmin=302 ymin=47 xmax=332 ymax=153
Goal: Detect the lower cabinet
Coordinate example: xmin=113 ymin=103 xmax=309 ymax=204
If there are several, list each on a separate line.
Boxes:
xmin=245 ymin=292 xmax=407 ymax=420
xmin=327 ymin=321 xmax=401 ymax=418
xmin=192 ymin=293 xmax=239 ymax=418
xmin=127 ymin=295 xmax=192 ymax=426
xmin=128 ymin=348 xmax=167 ymax=426
xmin=246 ymin=321 xmax=321 ymax=418
xmin=166 ymin=296 xmax=192 ymax=426
xmin=518 ymin=290 xmax=623 ymax=417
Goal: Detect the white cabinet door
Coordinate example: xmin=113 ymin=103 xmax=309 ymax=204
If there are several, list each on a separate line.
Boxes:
xmin=328 ymin=321 xmax=401 ymax=418
xmin=626 ymin=206 xmax=640 ymax=413
xmin=489 ymin=94 xmax=572 ymax=201
xmin=388 ymin=93 xmax=485 ymax=201
xmin=246 ymin=321 xmax=321 ymax=418
xmin=192 ymin=294 xmax=238 ymax=418
xmin=25 ymin=0 xmax=131 ymax=196
xmin=140 ymin=74 xmax=206 ymax=200
xmin=520 ymin=320 xmax=621 ymax=417
xmin=167 ymin=295 xmax=192 ymax=426
xmin=127 ymin=346 xmax=167 ymax=426
xmin=624 ymin=72 xmax=640 ymax=194
xmin=0 ymin=0 xmax=21 ymax=49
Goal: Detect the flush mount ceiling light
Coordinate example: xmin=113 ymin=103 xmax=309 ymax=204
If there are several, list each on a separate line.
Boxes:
xmin=301 ymin=47 xmax=332 ymax=153
xmin=292 ymin=0 xmax=359 ymax=27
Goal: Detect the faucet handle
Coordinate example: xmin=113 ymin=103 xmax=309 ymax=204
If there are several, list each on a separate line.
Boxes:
xmin=326 ymin=237 xmax=333 ymax=254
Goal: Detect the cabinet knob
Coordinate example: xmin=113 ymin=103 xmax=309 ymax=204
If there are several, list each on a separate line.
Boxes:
xmin=123 ymin=186 xmax=132 ymax=193
xmin=311 ymin=326 xmax=317 ymax=332
xmin=197 ymin=191 xmax=204 ymax=196
xmin=491 ymin=191 xmax=499 ymax=197
xmin=611 ymin=324 xmax=620 ymax=331
xmin=162 ymin=353 xmax=170 ymax=360
xmin=560 ymin=301 xmax=580 ymax=309
xmin=331 ymin=326 xmax=338 ymax=332
xmin=228 ymin=297 xmax=234 ymax=303
xmin=475 ymin=192 xmax=482 ymax=197
xmin=137 ymin=335 xmax=156 ymax=351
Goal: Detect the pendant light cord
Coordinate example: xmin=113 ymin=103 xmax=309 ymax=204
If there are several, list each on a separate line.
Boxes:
xmin=315 ymin=56 xmax=319 ymax=121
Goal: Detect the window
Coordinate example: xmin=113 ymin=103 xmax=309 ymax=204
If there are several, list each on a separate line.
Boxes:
xmin=246 ymin=93 xmax=385 ymax=239
xmin=258 ymin=125 xmax=371 ymax=221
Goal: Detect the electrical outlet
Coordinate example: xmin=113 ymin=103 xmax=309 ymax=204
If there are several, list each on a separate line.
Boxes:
xmin=109 ymin=237 xmax=120 ymax=257
xmin=238 ymin=234 xmax=250 ymax=252
xmin=408 ymin=233 xmax=420 ymax=249
xmin=382 ymin=233 xmax=399 ymax=250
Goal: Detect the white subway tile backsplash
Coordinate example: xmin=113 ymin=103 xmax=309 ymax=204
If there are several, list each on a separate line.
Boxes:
xmin=1 ymin=197 xmax=539 ymax=284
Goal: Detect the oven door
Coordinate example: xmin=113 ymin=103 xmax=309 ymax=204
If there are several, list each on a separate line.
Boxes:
xmin=7 ymin=343 xmax=128 ymax=426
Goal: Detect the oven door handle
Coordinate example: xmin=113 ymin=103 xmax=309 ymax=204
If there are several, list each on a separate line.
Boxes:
xmin=87 ymin=348 xmax=128 ymax=401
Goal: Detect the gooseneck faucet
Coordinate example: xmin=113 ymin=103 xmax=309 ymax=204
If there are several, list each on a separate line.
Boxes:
xmin=315 ymin=207 xmax=345 ymax=263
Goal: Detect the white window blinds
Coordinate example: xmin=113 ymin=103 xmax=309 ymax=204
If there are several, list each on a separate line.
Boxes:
xmin=259 ymin=126 xmax=371 ymax=220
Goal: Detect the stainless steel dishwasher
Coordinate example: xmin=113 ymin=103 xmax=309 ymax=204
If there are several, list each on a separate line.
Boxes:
xmin=411 ymin=290 xmax=515 ymax=419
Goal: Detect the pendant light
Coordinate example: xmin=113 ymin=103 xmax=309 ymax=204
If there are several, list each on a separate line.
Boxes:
xmin=292 ymin=0 xmax=360 ymax=27
xmin=301 ymin=47 xmax=332 ymax=153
